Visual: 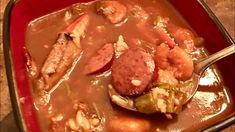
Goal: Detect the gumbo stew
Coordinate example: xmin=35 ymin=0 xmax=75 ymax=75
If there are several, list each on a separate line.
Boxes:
xmin=24 ymin=0 xmax=233 ymax=131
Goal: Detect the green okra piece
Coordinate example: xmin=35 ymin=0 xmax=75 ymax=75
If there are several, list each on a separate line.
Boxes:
xmin=134 ymin=92 xmax=157 ymax=114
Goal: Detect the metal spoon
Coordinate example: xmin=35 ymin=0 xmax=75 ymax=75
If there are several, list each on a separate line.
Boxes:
xmin=183 ymin=44 xmax=235 ymax=103
xmin=108 ymin=44 xmax=235 ymax=112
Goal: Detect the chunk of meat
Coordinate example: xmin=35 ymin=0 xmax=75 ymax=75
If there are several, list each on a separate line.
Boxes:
xmin=154 ymin=43 xmax=170 ymax=69
xmin=108 ymin=115 xmax=150 ymax=132
xmin=171 ymin=27 xmax=196 ymax=53
xmin=111 ymin=47 xmax=155 ymax=95
xmin=154 ymin=43 xmax=194 ymax=81
xmin=168 ymin=46 xmax=194 ymax=80
xmin=84 ymin=43 xmax=114 ymax=75
xmin=41 ymin=33 xmax=68 ymax=80
xmin=96 ymin=1 xmax=127 ymax=24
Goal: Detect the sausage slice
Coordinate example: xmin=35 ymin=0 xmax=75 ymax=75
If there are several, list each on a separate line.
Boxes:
xmin=84 ymin=43 xmax=114 ymax=75
xmin=111 ymin=47 xmax=155 ymax=95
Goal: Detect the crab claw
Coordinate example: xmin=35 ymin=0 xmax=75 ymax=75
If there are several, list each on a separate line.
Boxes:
xmin=35 ymin=14 xmax=90 ymax=92
xmin=64 ymin=14 xmax=89 ymax=47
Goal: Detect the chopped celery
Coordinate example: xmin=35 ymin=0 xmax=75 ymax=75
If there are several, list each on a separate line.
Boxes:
xmin=166 ymin=89 xmax=185 ymax=114
xmin=153 ymin=16 xmax=167 ymax=28
xmin=166 ymin=90 xmax=174 ymax=113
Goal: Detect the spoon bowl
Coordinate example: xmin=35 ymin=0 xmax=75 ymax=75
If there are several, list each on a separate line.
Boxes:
xmin=109 ymin=44 xmax=235 ymax=113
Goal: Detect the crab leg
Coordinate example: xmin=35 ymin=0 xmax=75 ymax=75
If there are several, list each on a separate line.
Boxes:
xmin=156 ymin=28 xmax=175 ymax=48
xmin=35 ymin=14 xmax=89 ymax=91
xmin=65 ymin=14 xmax=89 ymax=47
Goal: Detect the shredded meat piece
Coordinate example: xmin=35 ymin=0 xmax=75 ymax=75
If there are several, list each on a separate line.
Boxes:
xmin=168 ymin=46 xmax=194 ymax=80
xmin=154 ymin=43 xmax=170 ymax=69
xmin=96 ymin=1 xmax=127 ymax=24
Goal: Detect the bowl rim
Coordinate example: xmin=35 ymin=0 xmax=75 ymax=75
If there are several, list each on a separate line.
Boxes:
xmin=3 ymin=0 xmax=27 ymax=131
xmin=2 ymin=0 xmax=235 ymax=132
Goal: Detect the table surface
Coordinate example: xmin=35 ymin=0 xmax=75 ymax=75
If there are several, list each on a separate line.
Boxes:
xmin=0 ymin=0 xmax=234 ymax=131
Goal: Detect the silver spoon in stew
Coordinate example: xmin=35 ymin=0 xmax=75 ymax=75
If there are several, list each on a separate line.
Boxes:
xmin=108 ymin=44 xmax=235 ymax=114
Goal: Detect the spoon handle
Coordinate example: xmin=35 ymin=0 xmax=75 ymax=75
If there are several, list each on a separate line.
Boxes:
xmin=195 ymin=44 xmax=235 ymax=75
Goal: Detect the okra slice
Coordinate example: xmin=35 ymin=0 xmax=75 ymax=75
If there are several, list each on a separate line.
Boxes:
xmin=152 ymin=87 xmax=170 ymax=113
xmin=134 ymin=84 xmax=186 ymax=114
xmin=166 ymin=89 xmax=185 ymax=114
xmin=134 ymin=93 xmax=157 ymax=114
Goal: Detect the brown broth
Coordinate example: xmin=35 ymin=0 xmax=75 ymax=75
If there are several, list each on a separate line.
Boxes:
xmin=25 ymin=0 xmax=233 ymax=131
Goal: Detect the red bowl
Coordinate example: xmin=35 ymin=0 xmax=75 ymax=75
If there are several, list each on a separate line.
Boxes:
xmin=3 ymin=0 xmax=235 ymax=131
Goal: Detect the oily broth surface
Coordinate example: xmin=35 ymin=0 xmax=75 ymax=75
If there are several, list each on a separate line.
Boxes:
xmin=25 ymin=0 xmax=233 ymax=131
